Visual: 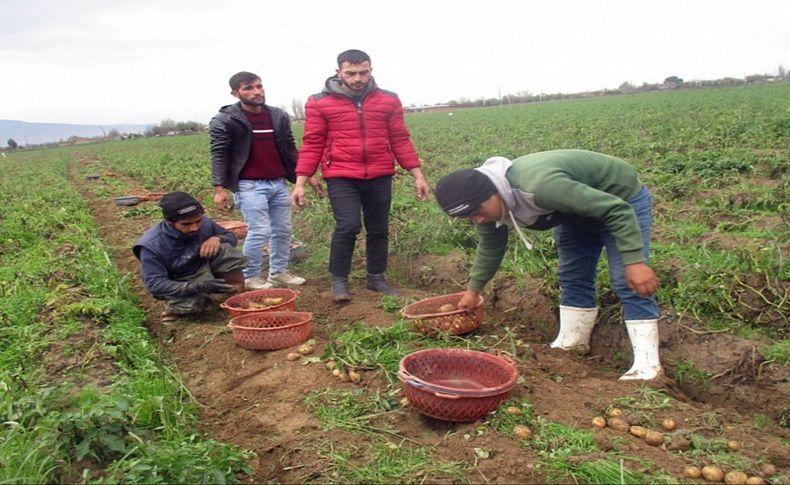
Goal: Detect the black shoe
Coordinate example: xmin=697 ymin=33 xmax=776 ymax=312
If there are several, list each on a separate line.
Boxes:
xmin=366 ymin=273 xmax=398 ymax=296
xmin=331 ymin=276 xmax=351 ymax=302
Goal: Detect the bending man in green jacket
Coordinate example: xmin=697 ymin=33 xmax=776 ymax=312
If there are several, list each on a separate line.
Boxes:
xmin=435 ymin=149 xmax=662 ymax=380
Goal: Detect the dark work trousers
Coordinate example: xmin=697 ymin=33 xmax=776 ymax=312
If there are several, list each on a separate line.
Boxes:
xmin=326 ymin=176 xmax=393 ymax=278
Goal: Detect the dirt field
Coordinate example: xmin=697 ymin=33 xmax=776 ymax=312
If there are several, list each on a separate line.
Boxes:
xmin=74 ymin=170 xmax=789 ymax=484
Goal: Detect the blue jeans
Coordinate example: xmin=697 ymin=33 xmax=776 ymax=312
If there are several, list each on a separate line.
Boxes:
xmin=554 ymin=186 xmax=658 ymax=320
xmin=235 ymin=178 xmax=293 ymax=278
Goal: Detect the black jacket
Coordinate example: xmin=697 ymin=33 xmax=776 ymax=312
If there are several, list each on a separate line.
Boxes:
xmin=209 ymin=102 xmax=297 ymax=192
xmin=132 ymin=217 xmax=237 ymax=298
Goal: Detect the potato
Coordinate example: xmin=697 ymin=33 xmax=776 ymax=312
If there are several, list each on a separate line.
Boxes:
xmin=286 ymin=352 xmax=300 ymax=361
xmin=591 ymin=416 xmax=607 ymax=428
xmin=438 ymin=303 xmax=457 ymax=313
xmin=684 ymin=466 xmax=702 ymax=479
xmin=348 ymin=370 xmax=361 ymax=383
xmin=325 ymin=360 xmax=336 ymax=370
xmin=644 ymin=430 xmax=665 ymax=446
xmin=513 ymin=425 xmax=532 ymax=440
xmin=759 ymin=464 xmax=776 ymax=477
xmin=726 ymin=440 xmax=740 ymax=451
xmin=337 ymin=371 xmax=349 ymax=382
xmin=607 ymin=407 xmax=623 ymax=417
xmin=331 ymin=368 xmax=341 ymax=377
xmin=629 ymin=425 xmax=648 ymax=438
xmin=606 ymin=417 xmax=630 ymax=432
xmin=702 ymin=465 xmax=725 ymax=482
xmin=724 ymin=471 xmax=748 ymax=485
xmin=745 ymin=477 xmax=765 ymax=485
xmin=505 ymin=406 xmax=523 ymax=416
xmin=297 ymin=343 xmax=314 ymax=355
xmin=661 ymin=418 xmax=677 ymax=431
xmin=262 ymin=297 xmax=284 ymax=306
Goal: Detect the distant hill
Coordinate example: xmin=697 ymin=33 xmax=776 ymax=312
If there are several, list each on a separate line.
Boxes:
xmin=0 ymin=119 xmax=152 ymax=147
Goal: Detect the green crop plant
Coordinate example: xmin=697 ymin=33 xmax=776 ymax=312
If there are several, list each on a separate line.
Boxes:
xmin=0 ymin=150 xmax=252 ymax=482
xmin=672 ymin=360 xmax=713 ymax=387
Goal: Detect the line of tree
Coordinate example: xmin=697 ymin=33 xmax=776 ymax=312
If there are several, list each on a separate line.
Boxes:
xmin=144 ymin=119 xmax=205 ymax=137
xmin=412 ymin=64 xmax=790 ymax=111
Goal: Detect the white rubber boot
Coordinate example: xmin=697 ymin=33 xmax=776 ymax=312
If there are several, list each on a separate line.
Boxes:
xmin=550 ymin=305 xmax=599 ymax=354
xmin=620 ymin=319 xmax=664 ymax=380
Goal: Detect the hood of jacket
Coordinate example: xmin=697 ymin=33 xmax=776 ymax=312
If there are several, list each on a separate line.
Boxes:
xmin=475 ymin=156 xmax=556 ymax=229
xmin=322 ymin=76 xmax=378 ymax=100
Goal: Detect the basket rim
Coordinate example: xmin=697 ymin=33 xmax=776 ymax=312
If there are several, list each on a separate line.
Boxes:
xmin=400 ymin=291 xmax=484 ymax=319
xmin=397 ymin=348 xmax=517 ymax=397
xmin=215 ymin=219 xmax=248 ymax=228
xmin=220 ymin=288 xmax=300 ymax=310
xmin=228 ymin=311 xmax=313 ymax=331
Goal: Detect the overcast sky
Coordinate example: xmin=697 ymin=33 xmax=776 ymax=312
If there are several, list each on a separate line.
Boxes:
xmin=1 ymin=0 xmax=788 ymax=125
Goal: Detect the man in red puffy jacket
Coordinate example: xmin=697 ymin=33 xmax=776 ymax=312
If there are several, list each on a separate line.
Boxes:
xmin=291 ymin=49 xmax=430 ymax=302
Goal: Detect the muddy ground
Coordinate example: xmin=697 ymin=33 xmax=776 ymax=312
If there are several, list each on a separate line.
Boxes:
xmin=72 ymin=163 xmax=788 ymax=484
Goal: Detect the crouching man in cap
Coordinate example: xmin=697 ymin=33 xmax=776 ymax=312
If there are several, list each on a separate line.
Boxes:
xmin=435 ymin=149 xmax=662 ymax=380
xmin=133 ymin=191 xmax=248 ymax=323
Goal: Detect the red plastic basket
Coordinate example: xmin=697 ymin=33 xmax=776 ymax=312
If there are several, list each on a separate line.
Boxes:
xmin=400 ymin=292 xmax=484 ymax=336
xmin=215 ymin=220 xmax=248 ymax=239
xmin=227 ymin=311 xmax=312 ymax=350
xmin=397 ymin=348 xmax=518 ymax=422
xmin=220 ymin=288 xmax=299 ymax=318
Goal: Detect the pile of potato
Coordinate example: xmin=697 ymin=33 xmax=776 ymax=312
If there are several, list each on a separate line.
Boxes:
xmin=409 ymin=302 xmax=475 ymax=335
xmin=590 ymin=407 xmax=776 ymax=483
xmin=285 ymin=342 xmax=315 ymax=362
xmin=245 ymin=297 xmax=284 ymax=309
xmin=323 ymin=359 xmax=362 ymax=384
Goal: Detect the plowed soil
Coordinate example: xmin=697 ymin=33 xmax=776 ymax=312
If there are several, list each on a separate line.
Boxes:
xmin=72 ymin=164 xmax=789 ymax=484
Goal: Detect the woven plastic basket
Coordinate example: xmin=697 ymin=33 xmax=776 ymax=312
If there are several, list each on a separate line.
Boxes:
xmin=220 ymin=288 xmax=299 ymax=318
xmin=398 ymin=348 xmax=518 ymax=422
xmin=216 ymin=220 xmax=248 ymax=239
xmin=228 ymin=311 xmax=312 ymax=350
xmin=400 ymin=292 xmax=484 ymax=336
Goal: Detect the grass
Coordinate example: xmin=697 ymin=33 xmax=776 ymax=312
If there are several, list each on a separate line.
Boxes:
xmin=672 ymin=360 xmax=713 ymax=388
xmin=323 ymin=440 xmax=469 ymax=484
xmin=0 ymin=151 xmax=252 ymax=482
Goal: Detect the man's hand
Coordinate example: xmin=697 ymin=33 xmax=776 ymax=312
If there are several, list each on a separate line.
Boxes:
xmin=291 ymin=184 xmax=306 ymax=208
xmin=214 ymin=186 xmax=232 ymax=210
xmin=409 ymin=167 xmax=430 ymax=201
xmin=199 ymin=236 xmax=221 ymax=258
xmin=308 ymin=176 xmax=325 ymax=197
xmin=190 ymin=278 xmax=235 ymax=294
xmin=457 ymin=290 xmax=481 ymax=311
xmin=291 ymin=175 xmax=312 ymax=208
xmin=625 ymin=262 xmax=659 ymax=298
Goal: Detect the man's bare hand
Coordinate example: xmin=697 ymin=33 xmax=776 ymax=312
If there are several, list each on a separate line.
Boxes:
xmin=200 ymin=236 xmax=221 ymax=258
xmin=625 ymin=262 xmax=658 ymax=297
xmin=308 ymin=176 xmax=325 ymax=197
xmin=457 ymin=290 xmax=481 ymax=311
xmin=214 ymin=187 xmax=232 ymax=210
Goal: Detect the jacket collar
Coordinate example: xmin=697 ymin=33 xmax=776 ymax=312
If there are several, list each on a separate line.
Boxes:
xmin=323 ymin=76 xmax=378 ymax=100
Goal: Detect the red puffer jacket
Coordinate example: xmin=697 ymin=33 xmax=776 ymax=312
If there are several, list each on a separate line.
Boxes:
xmin=296 ymin=77 xmax=420 ymax=180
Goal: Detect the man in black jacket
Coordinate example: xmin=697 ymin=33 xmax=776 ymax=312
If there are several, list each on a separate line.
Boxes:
xmin=133 ymin=192 xmax=246 ymax=322
xmin=210 ymin=71 xmax=318 ymax=290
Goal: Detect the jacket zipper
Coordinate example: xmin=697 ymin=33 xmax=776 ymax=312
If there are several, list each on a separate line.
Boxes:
xmin=355 ymin=97 xmax=368 ymax=178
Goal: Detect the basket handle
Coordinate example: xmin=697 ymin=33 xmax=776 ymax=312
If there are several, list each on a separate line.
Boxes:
xmin=432 ymin=391 xmax=462 ymax=400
